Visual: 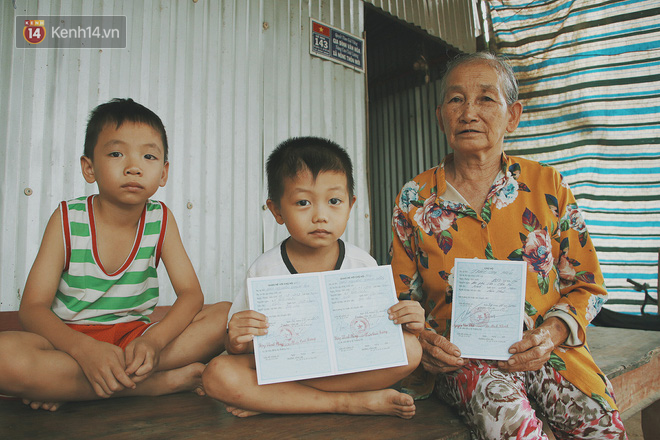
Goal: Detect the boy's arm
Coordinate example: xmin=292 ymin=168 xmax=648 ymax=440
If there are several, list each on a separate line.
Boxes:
xmin=226 ymin=310 xmax=269 ymax=354
xmin=124 ymin=208 xmax=203 ymax=377
xmin=388 ymin=300 xmax=425 ymax=334
xmin=224 ymin=270 xmax=269 ymax=354
xmin=19 ymin=209 xmax=137 ymax=397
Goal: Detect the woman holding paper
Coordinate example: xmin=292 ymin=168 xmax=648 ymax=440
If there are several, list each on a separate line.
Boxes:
xmin=390 ymin=52 xmax=627 ymax=439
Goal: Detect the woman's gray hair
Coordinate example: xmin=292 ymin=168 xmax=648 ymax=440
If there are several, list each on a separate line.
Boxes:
xmin=439 ymin=52 xmax=519 ymax=106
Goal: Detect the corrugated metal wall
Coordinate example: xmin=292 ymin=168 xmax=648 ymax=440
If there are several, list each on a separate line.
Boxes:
xmin=260 ymin=0 xmax=370 ymax=255
xmin=365 ymin=7 xmax=462 ymax=264
xmin=365 ymin=0 xmax=479 ymax=53
xmin=1 ymin=0 xmax=479 ymax=311
xmin=0 ymin=0 xmax=369 ymax=310
xmin=368 ymin=78 xmax=452 ymax=264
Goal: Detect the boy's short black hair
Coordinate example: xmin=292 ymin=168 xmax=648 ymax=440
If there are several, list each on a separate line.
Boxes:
xmin=83 ymin=98 xmax=169 ymax=161
xmin=267 ymin=136 xmax=355 ymax=204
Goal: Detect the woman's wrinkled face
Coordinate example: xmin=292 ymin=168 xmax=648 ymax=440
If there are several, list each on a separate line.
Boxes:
xmin=437 ymin=61 xmax=521 ymax=157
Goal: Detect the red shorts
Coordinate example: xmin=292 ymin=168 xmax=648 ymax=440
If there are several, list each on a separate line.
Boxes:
xmin=66 ymin=321 xmax=155 ymax=349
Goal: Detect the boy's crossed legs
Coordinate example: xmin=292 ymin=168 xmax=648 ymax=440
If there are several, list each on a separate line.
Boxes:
xmin=0 ymin=302 xmax=230 ymax=410
xmin=202 ymin=330 xmax=422 ymax=419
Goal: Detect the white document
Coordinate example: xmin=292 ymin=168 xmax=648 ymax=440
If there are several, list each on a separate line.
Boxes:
xmin=247 ymin=265 xmax=408 ymax=385
xmin=450 ymin=259 xmax=527 ymax=361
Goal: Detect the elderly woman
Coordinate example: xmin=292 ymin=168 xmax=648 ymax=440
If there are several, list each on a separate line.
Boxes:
xmin=390 ymin=52 xmax=627 ymax=439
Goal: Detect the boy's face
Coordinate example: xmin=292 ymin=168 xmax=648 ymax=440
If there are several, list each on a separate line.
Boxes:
xmin=267 ymin=169 xmax=356 ymax=252
xmin=81 ymin=122 xmax=169 ymax=206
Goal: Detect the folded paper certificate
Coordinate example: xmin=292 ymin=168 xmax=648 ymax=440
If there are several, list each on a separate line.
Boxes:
xmin=247 ymin=265 xmax=408 ymax=385
xmin=450 ymin=259 xmax=527 ymax=360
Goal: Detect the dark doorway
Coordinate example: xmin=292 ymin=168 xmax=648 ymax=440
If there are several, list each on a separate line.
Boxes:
xmin=365 ymin=5 xmax=461 ymax=263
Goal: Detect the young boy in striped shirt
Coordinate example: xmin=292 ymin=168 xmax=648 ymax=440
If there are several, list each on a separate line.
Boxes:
xmin=0 ymin=98 xmax=230 ymax=410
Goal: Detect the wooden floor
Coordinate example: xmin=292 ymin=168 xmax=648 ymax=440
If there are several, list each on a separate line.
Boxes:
xmin=2 ymin=312 xmax=658 ymax=439
xmin=588 ymin=326 xmax=660 ymax=419
xmin=0 ymin=308 xmax=469 ymax=440
xmin=0 ymin=393 xmax=469 ymax=440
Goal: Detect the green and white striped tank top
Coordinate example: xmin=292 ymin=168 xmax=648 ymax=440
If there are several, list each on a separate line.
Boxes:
xmin=51 ymin=195 xmax=167 ymax=325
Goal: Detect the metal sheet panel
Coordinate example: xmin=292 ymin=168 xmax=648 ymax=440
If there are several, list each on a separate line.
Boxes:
xmin=365 ymin=0 xmax=479 ymax=53
xmin=368 ymin=78 xmax=450 ymax=264
xmin=0 ymin=0 xmax=369 ymax=310
xmin=262 ymin=0 xmax=369 ymax=253
xmin=364 ymin=9 xmax=460 ymax=264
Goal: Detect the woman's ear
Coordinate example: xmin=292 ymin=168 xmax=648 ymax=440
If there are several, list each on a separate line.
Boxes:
xmin=506 ymin=101 xmax=523 ymax=133
xmin=80 ymin=156 xmax=96 ymax=184
xmin=266 ymin=199 xmax=285 ymax=225
xmin=436 ymin=105 xmax=446 ymax=133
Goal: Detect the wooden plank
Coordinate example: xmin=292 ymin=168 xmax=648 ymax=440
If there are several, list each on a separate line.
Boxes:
xmin=0 ymin=393 xmax=469 ymax=440
xmin=2 ymin=313 xmax=658 ymax=438
xmin=610 ymin=353 xmax=660 ymax=418
xmin=0 ymin=309 xmax=469 ymax=440
xmin=588 ymin=327 xmax=660 ymax=379
xmin=588 ymin=326 xmax=660 ymax=417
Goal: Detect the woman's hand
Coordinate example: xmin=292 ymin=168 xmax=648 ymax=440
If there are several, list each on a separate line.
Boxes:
xmin=497 ymin=317 xmax=569 ymax=372
xmin=226 ymin=310 xmax=269 ymax=354
xmin=419 ymin=330 xmax=464 ymax=374
xmin=388 ymin=300 xmax=425 ymax=333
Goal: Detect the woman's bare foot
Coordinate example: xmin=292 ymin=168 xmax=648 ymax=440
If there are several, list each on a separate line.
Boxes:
xmin=345 ymin=389 xmax=416 ymax=419
xmin=22 ymin=399 xmax=63 ymax=412
xmin=225 ymin=405 xmax=262 ymax=418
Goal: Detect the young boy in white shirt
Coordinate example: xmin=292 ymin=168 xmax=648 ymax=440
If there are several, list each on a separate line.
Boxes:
xmin=203 ymin=136 xmax=423 ymax=418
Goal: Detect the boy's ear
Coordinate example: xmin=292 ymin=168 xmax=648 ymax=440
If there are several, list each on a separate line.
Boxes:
xmin=349 ymin=195 xmax=357 ymax=209
xmin=159 ymin=161 xmax=170 ymax=187
xmin=266 ymin=199 xmax=285 ymax=225
xmin=80 ymin=156 xmax=96 ymax=184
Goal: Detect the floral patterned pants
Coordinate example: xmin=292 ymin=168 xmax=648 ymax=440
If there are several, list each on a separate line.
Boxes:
xmin=435 ymin=360 xmax=628 ymax=440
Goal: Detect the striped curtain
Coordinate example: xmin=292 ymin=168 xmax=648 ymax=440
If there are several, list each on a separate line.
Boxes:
xmin=487 ymin=0 xmax=660 ymax=315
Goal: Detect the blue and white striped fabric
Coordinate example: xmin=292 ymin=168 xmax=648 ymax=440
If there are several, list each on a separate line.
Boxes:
xmin=489 ymin=0 xmax=659 ymax=314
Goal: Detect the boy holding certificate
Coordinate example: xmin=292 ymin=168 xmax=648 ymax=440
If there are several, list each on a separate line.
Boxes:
xmin=203 ymin=137 xmax=423 ymax=418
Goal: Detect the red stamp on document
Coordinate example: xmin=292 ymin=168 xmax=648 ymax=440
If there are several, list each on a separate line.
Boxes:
xmin=470 ymin=307 xmax=491 ymax=327
xmin=350 ymin=317 xmax=370 ymax=336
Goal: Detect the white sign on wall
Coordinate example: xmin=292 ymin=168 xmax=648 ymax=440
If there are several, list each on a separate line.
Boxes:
xmin=310 ymin=18 xmax=364 ymax=72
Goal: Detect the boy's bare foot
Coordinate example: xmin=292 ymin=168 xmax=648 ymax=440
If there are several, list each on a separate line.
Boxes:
xmin=136 ymin=362 xmax=206 ymax=396
xmin=193 ymin=384 xmax=206 ymax=397
xmin=344 ymin=389 xmax=416 ymax=419
xmin=22 ymin=399 xmax=63 ymax=412
xmin=162 ymin=362 xmax=206 ymax=394
xmin=222 ymin=388 xmax=415 ymax=418
xmin=225 ymin=405 xmax=262 ymax=418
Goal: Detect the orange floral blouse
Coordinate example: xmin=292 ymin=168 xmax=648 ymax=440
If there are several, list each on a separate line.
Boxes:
xmin=390 ymin=153 xmax=616 ymax=410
